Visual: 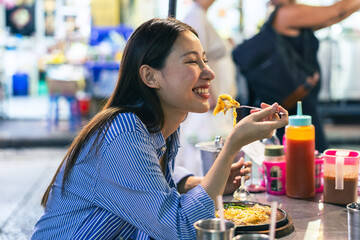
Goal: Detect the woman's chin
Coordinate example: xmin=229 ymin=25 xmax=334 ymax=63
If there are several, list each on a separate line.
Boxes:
xmin=192 ymin=103 xmax=210 ymax=113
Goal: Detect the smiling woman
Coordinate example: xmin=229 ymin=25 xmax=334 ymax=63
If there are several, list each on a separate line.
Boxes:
xmin=30 ymin=17 xmax=288 ymax=240
xmin=143 ymin=29 xmax=215 ymax=120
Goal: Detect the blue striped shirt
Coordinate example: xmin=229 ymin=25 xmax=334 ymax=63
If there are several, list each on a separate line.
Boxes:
xmin=31 ymin=113 xmax=215 ymax=240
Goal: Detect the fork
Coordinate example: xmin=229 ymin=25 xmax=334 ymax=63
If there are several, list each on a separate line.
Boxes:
xmin=237 ymin=105 xmax=286 ymax=116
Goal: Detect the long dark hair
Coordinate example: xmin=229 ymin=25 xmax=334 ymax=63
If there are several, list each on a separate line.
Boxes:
xmin=41 ymin=18 xmax=198 ymax=207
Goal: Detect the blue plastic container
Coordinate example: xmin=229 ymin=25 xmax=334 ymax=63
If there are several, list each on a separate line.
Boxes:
xmin=89 ymin=25 xmax=133 ymax=46
xmin=12 ymin=72 xmax=29 ymax=96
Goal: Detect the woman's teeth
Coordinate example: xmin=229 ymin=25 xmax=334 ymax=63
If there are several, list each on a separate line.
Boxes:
xmin=193 ymin=88 xmax=209 ymax=94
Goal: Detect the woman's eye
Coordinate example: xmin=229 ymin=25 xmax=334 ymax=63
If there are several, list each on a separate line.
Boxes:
xmin=186 ymin=59 xmax=208 ymax=64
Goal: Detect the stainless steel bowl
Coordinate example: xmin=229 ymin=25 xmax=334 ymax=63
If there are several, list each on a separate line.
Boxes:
xmin=194 ymin=218 xmax=235 ymax=240
xmin=196 ymin=141 xmax=222 ymax=175
xmin=196 ymin=136 xmax=244 ymax=175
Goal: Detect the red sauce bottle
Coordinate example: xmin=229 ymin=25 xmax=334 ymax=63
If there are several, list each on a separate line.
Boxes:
xmin=285 ymin=101 xmax=315 ymax=199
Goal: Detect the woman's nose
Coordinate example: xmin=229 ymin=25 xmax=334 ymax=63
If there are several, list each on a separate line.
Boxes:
xmin=200 ymin=65 xmax=215 ymax=81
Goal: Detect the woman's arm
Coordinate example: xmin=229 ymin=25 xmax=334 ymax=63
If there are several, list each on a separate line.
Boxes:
xmin=177 ymin=159 xmax=252 ymax=194
xmin=177 ymin=176 xmax=203 ymax=194
xmin=274 ymin=0 xmax=360 ymax=33
xmin=199 ymin=103 xmax=288 ymax=200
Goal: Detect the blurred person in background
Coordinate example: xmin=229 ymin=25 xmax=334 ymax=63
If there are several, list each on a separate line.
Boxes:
xmin=237 ymin=0 xmax=360 ymax=152
xmin=31 ymin=18 xmax=288 ymax=240
xmin=175 ymin=0 xmax=239 ymax=180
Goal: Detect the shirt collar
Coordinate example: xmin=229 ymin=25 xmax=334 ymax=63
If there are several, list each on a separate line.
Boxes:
xmin=150 ymin=127 xmax=180 ymax=152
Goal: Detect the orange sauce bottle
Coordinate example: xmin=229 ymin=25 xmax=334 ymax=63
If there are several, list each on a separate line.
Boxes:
xmin=285 ymin=101 xmax=315 ymax=199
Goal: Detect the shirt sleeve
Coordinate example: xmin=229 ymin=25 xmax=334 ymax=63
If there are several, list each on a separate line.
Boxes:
xmin=94 ymin=131 xmax=215 ymax=240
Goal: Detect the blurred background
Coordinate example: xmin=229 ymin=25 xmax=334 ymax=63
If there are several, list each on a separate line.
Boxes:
xmin=0 ymin=0 xmax=358 ymax=147
xmin=0 ymin=0 xmax=359 ymax=239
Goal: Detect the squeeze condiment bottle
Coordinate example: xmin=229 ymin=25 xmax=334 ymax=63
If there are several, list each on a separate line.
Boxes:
xmin=285 ymin=101 xmax=315 ymax=199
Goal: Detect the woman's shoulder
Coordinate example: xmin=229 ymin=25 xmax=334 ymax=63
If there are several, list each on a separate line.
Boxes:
xmin=114 ymin=112 xmax=148 ymax=133
xmin=104 ymin=112 xmax=150 ymax=142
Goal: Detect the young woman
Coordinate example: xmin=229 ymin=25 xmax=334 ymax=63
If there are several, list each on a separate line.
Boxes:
xmin=174 ymin=0 xmax=239 ymax=179
xmin=31 ymin=18 xmax=288 ymax=240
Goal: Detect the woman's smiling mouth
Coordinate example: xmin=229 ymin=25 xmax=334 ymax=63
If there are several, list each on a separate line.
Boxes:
xmin=193 ymin=88 xmax=209 ymax=94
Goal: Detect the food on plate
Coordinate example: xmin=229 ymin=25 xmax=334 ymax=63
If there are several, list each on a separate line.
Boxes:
xmin=215 ymin=203 xmax=272 ymax=226
xmin=213 ymin=94 xmax=240 ymax=127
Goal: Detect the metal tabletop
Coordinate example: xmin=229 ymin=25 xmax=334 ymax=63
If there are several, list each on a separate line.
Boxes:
xmin=223 ymin=192 xmax=352 ymax=239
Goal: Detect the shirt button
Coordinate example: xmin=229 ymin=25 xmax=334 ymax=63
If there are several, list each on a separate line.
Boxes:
xmin=161 ymin=146 xmax=166 ymax=152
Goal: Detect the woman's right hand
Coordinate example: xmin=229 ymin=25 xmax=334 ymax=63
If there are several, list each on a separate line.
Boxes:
xmin=225 ymin=103 xmax=288 ymax=155
xmin=201 ymin=102 xmax=288 ymax=200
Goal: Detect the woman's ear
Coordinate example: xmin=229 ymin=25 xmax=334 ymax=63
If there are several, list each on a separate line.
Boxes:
xmin=139 ymin=65 xmax=160 ymax=89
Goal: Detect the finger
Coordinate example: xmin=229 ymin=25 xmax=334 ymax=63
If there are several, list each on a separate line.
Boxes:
xmin=261 ymin=102 xmax=288 ymax=114
xmin=261 ymin=102 xmax=286 ymax=120
xmin=276 ymin=108 xmax=289 ymax=126
xmin=251 ymin=116 xmax=288 ymax=135
xmin=240 ymin=167 xmax=251 ymax=175
xmin=252 ymin=103 xmax=279 ymax=122
xmin=234 ymin=175 xmax=242 ymax=181
xmin=243 ymin=161 xmax=252 ymax=168
xmin=237 ymin=157 xmax=244 ymax=165
xmin=233 ymin=175 xmax=250 ymax=184
xmin=271 ymin=112 xmax=280 ymax=121
xmin=277 ymin=105 xmax=288 ymax=116
xmin=264 ymin=115 xmax=289 ymax=130
xmin=250 ymin=109 xmax=260 ymax=114
xmin=261 ymin=103 xmax=289 ymax=127
xmin=260 ymin=102 xmax=271 ymax=109
xmin=230 ymin=161 xmax=242 ymax=171
xmin=231 ymin=157 xmax=244 ymax=169
xmin=271 ymin=103 xmax=287 ymax=114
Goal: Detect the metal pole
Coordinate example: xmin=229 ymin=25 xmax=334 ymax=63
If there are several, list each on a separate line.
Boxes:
xmin=239 ymin=0 xmax=244 ymax=35
xmin=168 ymin=0 xmax=177 ymax=18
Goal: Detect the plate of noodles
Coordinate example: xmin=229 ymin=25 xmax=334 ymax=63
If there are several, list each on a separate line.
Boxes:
xmin=215 ymin=201 xmax=288 ymax=231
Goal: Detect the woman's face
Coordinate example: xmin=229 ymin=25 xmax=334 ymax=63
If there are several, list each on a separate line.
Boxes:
xmin=155 ymin=30 xmax=215 ymax=116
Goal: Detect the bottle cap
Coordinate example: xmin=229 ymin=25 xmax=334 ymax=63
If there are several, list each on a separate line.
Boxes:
xmin=288 ymin=101 xmax=312 ymax=126
xmin=265 ymin=145 xmax=284 ymax=157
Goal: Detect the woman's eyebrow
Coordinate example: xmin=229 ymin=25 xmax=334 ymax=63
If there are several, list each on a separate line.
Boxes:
xmin=181 ymin=51 xmax=207 ymax=57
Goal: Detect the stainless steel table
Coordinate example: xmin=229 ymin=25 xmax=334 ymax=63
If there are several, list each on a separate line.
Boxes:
xmin=223 ymin=192 xmax=352 ymax=239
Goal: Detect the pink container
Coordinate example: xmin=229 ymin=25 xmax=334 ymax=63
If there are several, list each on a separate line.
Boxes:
xmin=263 ymin=160 xmax=286 ymax=195
xmin=323 ymin=149 xmax=360 ymax=205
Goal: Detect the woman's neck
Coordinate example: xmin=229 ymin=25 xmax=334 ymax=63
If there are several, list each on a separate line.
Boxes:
xmin=161 ymin=111 xmax=187 ymax=140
